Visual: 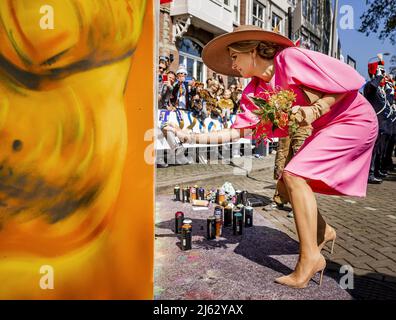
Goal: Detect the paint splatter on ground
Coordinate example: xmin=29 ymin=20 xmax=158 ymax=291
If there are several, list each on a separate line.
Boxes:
xmin=155 ymin=195 xmax=352 ymax=300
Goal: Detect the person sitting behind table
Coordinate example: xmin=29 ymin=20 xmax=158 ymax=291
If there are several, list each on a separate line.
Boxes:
xmin=201 ymin=80 xmax=221 ymax=117
xmin=231 ymin=88 xmax=243 ymax=114
xmin=194 ymin=81 xmax=205 ymax=95
xmin=191 ymin=94 xmax=208 ymax=123
xmin=218 ymin=89 xmax=234 ymax=127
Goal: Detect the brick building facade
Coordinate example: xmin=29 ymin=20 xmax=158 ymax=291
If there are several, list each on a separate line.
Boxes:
xmin=158 ymin=1 xmax=339 ymax=85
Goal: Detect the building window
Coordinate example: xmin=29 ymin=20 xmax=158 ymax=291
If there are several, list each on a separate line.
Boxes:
xmin=311 ymin=0 xmax=318 ymax=26
xmin=302 ymin=0 xmax=308 ymax=19
xmin=232 ymin=0 xmax=240 ymax=24
xmin=178 ymin=38 xmax=204 ymax=82
xmin=252 ymin=1 xmax=265 ymax=29
xmin=347 ymin=56 xmax=357 ymax=70
xmin=272 ymin=12 xmax=282 ymax=32
xmin=311 ymin=41 xmax=319 ymax=52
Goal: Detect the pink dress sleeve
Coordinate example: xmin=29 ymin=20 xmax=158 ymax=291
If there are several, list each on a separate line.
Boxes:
xmin=274 ymin=47 xmax=365 ymax=93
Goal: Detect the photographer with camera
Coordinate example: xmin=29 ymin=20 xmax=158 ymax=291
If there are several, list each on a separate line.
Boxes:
xmin=159 ymin=71 xmax=176 ymax=110
xmin=191 ymin=94 xmax=208 ymax=123
xmin=158 ymin=56 xmax=170 ymax=106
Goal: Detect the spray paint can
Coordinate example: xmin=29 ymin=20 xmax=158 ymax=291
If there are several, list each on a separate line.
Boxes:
xmin=198 ymin=187 xmax=205 ymax=200
xmin=174 ymin=185 xmax=181 ymax=201
xmin=233 ymin=213 xmax=243 ymax=235
xmin=214 ymin=206 xmax=223 ymax=237
xmin=235 ymin=190 xmax=242 ymax=205
xmin=214 ymin=206 xmax=223 ymax=221
xmin=181 ymin=219 xmax=192 ymax=250
xmin=241 ymin=190 xmax=248 ymax=205
xmin=245 ymin=206 xmax=253 ymax=227
xmin=175 ymin=211 xmax=184 ymax=234
xmin=215 ymin=188 xmax=220 ymax=205
xmin=190 ymin=187 xmax=197 ymax=202
xmin=207 ymin=216 xmax=216 ymax=240
xmin=236 ymin=204 xmax=245 ymax=222
xmin=218 ymin=188 xmax=226 ymax=206
xmin=182 ymin=187 xmax=190 ymax=203
xmin=184 ymin=187 xmax=190 ymax=202
xmin=224 ymin=205 xmax=233 ymax=227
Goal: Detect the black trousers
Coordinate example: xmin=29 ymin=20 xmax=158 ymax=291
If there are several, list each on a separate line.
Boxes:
xmin=383 ymin=133 xmax=395 ymax=170
xmin=369 ymin=131 xmax=389 ymax=176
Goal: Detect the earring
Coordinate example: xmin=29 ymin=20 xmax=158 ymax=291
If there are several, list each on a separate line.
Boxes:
xmin=251 ymin=52 xmax=256 ymax=68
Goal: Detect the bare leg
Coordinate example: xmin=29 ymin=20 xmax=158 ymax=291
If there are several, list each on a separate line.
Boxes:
xmin=317 ymin=209 xmax=337 ymax=252
xmin=274 ymin=179 xmax=290 ymax=205
xmin=275 ymin=172 xmax=325 ymax=288
xmin=277 ymin=179 xmax=333 ymax=247
xmin=317 ymin=209 xmax=327 ymax=245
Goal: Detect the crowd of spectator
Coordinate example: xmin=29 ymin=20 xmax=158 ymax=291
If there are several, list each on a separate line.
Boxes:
xmin=158 ymin=56 xmax=243 ymax=126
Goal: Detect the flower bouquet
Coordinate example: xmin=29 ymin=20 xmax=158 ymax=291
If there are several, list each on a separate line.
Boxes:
xmin=248 ymin=89 xmax=297 ymax=141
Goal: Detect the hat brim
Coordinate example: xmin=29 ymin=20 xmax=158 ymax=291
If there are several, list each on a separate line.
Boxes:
xmin=202 ymin=29 xmax=295 ymax=77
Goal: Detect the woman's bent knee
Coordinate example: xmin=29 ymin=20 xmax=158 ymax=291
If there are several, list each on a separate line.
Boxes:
xmin=283 ymin=171 xmax=304 ymax=187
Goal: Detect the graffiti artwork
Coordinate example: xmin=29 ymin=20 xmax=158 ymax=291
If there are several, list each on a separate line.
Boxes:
xmin=0 ymin=0 xmax=153 ymax=299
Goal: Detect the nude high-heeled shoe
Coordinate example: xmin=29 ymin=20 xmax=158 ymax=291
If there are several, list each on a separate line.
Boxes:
xmin=275 ymin=254 xmax=326 ymax=289
xmin=318 ymin=226 xmax=337 ymax=254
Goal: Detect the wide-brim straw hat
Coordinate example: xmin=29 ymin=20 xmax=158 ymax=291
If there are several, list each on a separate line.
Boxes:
xmin=202 ymin=25 xmax=295 ymax=77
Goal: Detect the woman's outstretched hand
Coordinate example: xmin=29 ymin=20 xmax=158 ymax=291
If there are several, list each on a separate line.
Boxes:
xmin=162 ymin=124 xmax=192 ymax=143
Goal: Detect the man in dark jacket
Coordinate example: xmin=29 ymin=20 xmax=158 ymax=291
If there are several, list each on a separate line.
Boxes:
xmin=364 ymin=58 xmax=391 ymax=183
xmin=171 ymin=65 xmax=192 ymax=111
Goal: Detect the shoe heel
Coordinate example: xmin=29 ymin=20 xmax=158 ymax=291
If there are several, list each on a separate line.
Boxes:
xmin=319 ymin=269 xmax=324 ymax=286
xmin=330 ymin=237 xmax=336 ymax=254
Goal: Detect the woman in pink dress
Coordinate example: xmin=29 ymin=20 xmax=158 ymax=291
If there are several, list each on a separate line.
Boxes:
xmin=164 ymin=25 xmax=378 ymax=289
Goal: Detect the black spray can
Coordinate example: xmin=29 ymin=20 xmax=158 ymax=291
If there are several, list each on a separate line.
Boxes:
xmin=198 ymin=187 xmax=205 ymax=200
xmin=182 ymin=187 xmax=190 ymax=203
xmin=224 ymin=205 xmax=233 ymax=227
xmin=233 ymin=213 xmax=243 ymax=235
xmin=245 ymin=206 xmax=253 ymax=227
xmin=237 ymin=204 xmax=245 ymax=222
xmin=235 ymin=190 xmax=242 ymax=205
xmin=181 ymin=219 xmax=192 ymax=250
xmin=175 ymin=211 xmax=184 ymax=234
xmin=207 ymin=216 xmax=216 ymax=240
xmin=174 ymin=185 xmax=181 ymax=201
xmin=241 ymin=191 xmax=248 ymax=206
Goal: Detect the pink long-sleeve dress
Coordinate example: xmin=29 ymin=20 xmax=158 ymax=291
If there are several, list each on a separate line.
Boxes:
xmin=232 ymin=47 xmax=378 ymax=197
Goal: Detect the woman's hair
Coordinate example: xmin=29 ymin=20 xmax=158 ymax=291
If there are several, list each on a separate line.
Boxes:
xmin=209 ymin=79 xmax=220 ymax=88
xmin=228 ymin=40 xmax=282 ymax=59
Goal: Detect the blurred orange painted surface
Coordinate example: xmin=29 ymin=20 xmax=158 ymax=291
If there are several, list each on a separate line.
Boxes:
xmin=0 ymin=0 xmax=154 ymax=299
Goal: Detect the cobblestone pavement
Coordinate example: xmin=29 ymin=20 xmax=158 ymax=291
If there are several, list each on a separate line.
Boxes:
xmin=155 ymin=195 xmax=352 ymax=300
xmin=156 ymin=155 xmax=396 ymax=300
